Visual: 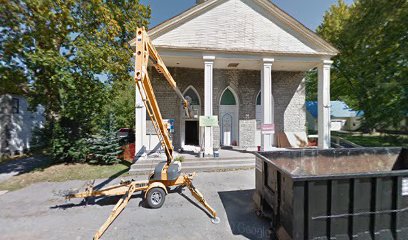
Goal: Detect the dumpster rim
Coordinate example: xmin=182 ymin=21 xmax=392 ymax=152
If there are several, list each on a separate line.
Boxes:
xmin=255 ymin=147 xmax=408 ymax=181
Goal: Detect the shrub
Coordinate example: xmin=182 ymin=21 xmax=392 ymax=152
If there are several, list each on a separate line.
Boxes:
xmin=52 ymin=136 xmax=89 ymax=163
xmin=50 ymin=125 xmax=122 ymax=165
xmin=174 ymin=156 xmax=185 ymax=162
xmin=87 ymin=131 xmax=123 ymax=164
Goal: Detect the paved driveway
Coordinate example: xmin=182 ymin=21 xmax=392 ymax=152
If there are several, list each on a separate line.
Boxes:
xmin=0 ymin=170 xmax=270 ymax=240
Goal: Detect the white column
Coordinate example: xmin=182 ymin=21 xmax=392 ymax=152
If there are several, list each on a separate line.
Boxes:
xmin=135 ymin=84 xmax=146 ymax=160
xmin=203 ymin=56 xmax=215 ymax=156
xmin=261 ymin=58 xmax=274 ymax=151
xmin=318 ymin=60 xmax=333 ymax=149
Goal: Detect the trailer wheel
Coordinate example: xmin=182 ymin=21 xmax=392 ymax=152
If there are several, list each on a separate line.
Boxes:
xmin=146 ymin=187 xmax=166 ymax=208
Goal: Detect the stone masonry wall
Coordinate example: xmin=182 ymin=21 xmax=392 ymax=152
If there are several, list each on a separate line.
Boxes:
xmin=213 ymin=68 xmax=259 ymax=119
xmin=147 ymin=67 xmax=305 ymax=149
xmin=272 ymin=72 xmax=306 ymax=133
xmin=148 ymin=67 xmax=204 ymax=149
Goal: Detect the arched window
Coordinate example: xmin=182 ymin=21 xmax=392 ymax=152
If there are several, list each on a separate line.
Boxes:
xmin=220 ymin=88 xmax=236 ymax=105
xmin=184 ymin=87 xmax=200 ymax=105
xmin=219 ymin=87 xmax=239 ymax=146
xmin=256 ymin=92 xmax=261 ymax=105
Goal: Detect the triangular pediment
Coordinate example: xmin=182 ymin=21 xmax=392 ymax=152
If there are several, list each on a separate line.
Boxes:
xmin=132 ymin=0 xmax=338 ymax=56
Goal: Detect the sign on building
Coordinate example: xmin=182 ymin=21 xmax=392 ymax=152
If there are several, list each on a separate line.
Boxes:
xmin=164 ymin=119 xmax=175 ymax=133
xmin=261 ymin=123 xmax=275 ymax=134
xmin=199 ymin=116 xmax=218 ymax=127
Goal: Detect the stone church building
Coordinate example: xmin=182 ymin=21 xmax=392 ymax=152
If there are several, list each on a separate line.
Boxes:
xmin=130 ymin=0 xmax=337 ymax=157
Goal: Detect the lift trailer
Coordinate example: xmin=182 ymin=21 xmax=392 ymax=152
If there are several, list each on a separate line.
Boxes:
xmin=65 ymin=27 xmax=219 ymax=240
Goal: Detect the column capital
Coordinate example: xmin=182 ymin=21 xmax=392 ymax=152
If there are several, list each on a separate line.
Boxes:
xmin=321 ymin=59 xmax=333 ymax=66
xmin=262 ymin=58 xmax=275 ymax=64
xmin=203 ymin=55 xmax=215 ymax=62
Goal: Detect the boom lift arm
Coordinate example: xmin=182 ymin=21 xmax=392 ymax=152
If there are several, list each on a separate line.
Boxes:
xmin=65 ymin=27 xmax=219 ymax=240
xmin=134 ymin=26 xmax=191 ymax=166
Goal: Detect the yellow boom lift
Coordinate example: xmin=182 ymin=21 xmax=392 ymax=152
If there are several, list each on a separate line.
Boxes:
xmin=65 ymin=27 xmax=219 ymax=240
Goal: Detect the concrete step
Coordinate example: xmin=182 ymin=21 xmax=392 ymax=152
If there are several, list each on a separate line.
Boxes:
xmin=129 ymin=158 xmax=255 ymax=174
xmin=129 ymin=163 xmax=255 ymax=175
xmin=131 ymin=158 xmax=254 ymax=168
xmin=143 ymin=155 xmax=254 ymax=161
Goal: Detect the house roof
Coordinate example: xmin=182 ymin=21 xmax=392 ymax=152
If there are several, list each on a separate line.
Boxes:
xmin=130 ymin=0 xmax=339 ymax=56
xmin=306 ymin=101 xmax=364 ymax=118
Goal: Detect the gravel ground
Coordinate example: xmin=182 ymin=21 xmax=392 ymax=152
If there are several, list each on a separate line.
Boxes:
xmin=0 ymin=169 xmax=270 ymax=240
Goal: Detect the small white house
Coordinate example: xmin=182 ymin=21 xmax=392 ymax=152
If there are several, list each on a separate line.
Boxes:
xmin=0 ymin=94 xmax=45 ymax=156
xmin=306 ymin=101 xmax=363 ymax=132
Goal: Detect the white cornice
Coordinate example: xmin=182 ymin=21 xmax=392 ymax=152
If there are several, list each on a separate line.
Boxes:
xmin=203 ymin=55 xmax=216 ymax=61
xmin=153 ymin=45 xmax=337 ymax=57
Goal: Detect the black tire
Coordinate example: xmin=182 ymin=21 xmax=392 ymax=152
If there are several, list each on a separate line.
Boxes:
xmin=146 ymin=187 xmax=166 ymax=209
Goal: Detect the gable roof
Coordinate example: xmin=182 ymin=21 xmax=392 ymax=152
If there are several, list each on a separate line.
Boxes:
xmin=130 ymin=0 xmax=338 ymax=56
xmin=306 ymin=101 xmax=364 ymax=119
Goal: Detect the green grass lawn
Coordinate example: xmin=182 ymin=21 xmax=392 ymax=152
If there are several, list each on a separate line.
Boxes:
xmin=0 ymin=161 xmax=132 ymax=191
xmin=332 ymin=132 xmax=408 ymax=147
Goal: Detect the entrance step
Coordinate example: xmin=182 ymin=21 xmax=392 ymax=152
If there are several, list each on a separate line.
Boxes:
xmin=129 ymin=157 xmax=255 ymax=175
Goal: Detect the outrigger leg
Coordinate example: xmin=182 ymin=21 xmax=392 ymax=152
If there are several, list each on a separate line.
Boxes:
xmin=183 ymin=174 xmax=220 ymax=224
xmin=93 ymin=183 xmax=137 ymax=240
xmin=65 ymin=174 xmax=218 ymax=240
xmin=65 ymin=180 xmax=149 ymax=240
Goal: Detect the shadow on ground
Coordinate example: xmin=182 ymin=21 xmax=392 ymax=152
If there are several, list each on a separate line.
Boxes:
xmin=92 ymin=166 xmax=130 ymax=190
xmin=51 ymin=192 xmax=145 ymax=210
xmin=50 ymin=186 xmax=210 ymax=217
xmin=177 ymin=150 xmax=199 ymax=158
xmin=0 ymin=155 xmax=52 ymax=176
xmin=220 ymin=146 xmax=254 ymax=154
xmin=218 ymin=189 xmax=270 ymax=240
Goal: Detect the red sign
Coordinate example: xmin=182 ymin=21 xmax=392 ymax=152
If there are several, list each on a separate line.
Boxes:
xmin=261 ymin=124 xmax=275 ymax=134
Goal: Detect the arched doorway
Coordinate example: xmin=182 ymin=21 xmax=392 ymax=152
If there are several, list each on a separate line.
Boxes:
xmin=219 ymin=87 xmax=239 ymax=146
xmin=180 ymin=86 xmax=201 ymax=148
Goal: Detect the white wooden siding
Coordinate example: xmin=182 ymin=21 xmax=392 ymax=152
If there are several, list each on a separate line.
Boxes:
xmin=153 ymin=0 xmax=318 ymax=54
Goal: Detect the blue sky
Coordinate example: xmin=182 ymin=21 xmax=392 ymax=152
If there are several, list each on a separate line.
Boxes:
xmin=140 ymin=0 xmax=354 ymax=31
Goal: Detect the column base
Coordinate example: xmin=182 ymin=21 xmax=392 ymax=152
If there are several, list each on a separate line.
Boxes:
xmin=261 ymin=146 xmax=274 ymax=152
xmin=261 ymin=133 xmax=274 ymax=151
xmin=204 ymin=126 xmax=213 ymax=156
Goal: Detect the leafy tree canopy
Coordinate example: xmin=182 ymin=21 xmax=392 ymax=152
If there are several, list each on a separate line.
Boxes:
xmin=1 ymin=0 xmax=150 ymax=138
xmin=98 ymin=79 xmax=135 ymax=131
xmin=309 ymin=0 xmax=408 ymax=130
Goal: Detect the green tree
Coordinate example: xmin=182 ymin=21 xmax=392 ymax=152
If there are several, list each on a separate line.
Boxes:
xmin=100 ymin=80 xmax=135 ymax=130
xmin=307 ymin=0 xmax=352 ymax=102
xmin=1 ymin=0 xmax=150 ymax=160
xmin=311 ymin=0 xmax=408 ymax=130
xmin=305 ymin=69 xmax=317 ymax=101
